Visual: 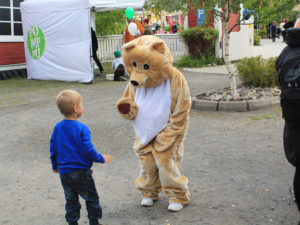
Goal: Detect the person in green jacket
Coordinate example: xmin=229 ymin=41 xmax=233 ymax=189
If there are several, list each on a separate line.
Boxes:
xmin=142 ymin=18 xmax=153 ymax=35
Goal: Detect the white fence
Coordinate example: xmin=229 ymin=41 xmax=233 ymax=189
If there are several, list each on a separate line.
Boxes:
xmin=97 ymin=34 xmax=188 ymax=62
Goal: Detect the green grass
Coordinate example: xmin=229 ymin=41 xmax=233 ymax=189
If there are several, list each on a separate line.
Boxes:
xmin=0 ymin=62 xmax=116 ymax=106
xmin=262 ymin=114 xmax=274 ymax=119
xmin=249 ymin=114 xmax=275 ymax=121
xmin=250 ymin=116 xmax=261 ymax=120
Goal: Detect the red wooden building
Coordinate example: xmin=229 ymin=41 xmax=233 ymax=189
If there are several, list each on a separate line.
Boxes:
xmin=188 ymin=7 xmax=240 ymax=32
xmin=0 ymin=0 xmax=27 ymax=80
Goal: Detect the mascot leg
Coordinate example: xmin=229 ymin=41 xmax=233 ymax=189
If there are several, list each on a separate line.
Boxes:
xmin=153 ymin=135 xmax=189 ymax=206
xmin=135 ymin=143 xmax=162 ymax=201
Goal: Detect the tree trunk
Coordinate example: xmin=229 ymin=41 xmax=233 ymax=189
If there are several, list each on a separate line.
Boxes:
xmin=224 ymin=1 xmax=238 ymax=98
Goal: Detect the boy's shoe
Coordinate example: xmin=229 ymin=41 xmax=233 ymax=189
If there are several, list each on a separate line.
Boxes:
xmin=100 ymin=71 xmax=104 ymax=74
xmin=141 ymin=198 xmax=153 ymax=206
xmin=69 ymin=222 xmax=78 ymax=225
xmin=89 ymin=219 xmax=101 ymax=225
xmin=168 ymin=202 xmax=184 ymax=212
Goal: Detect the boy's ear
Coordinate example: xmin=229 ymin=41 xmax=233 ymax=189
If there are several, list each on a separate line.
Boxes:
xmin=73 ymin=104 xmax=77 ymax=113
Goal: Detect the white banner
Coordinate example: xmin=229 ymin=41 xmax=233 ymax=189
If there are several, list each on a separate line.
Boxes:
xmin=21 ymin=0 xmax=93 ymax=83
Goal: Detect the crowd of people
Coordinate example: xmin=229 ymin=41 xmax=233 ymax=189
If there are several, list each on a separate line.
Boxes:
xmin=266 ymin=17 xmax=300 ymax=42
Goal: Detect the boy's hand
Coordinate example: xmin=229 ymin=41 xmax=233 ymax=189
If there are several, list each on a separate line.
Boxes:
xmin=104 ymin=154 xmax=113 ymax=163
xmin=53 ymin=169 xmax=59 ymax=173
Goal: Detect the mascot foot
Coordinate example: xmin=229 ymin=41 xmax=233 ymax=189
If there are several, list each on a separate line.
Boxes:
xmin=141 ymin=198 xmax=153 ymax=207
xmin=168 ymin=203 xmax=184 ymax=212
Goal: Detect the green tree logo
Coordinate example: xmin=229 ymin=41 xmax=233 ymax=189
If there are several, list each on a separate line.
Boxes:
xmin=27 ymin=26 xmax=45 ymax=60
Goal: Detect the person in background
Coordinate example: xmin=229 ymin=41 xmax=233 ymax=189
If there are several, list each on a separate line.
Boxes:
xmin=280 ymin=19 xmax=286 ymax=42
xmin=266 ymin=23 xmax=272 ymax=39
xmin=50 ymin=89 xmax=113 ymax=225
xmin=142 ymin=18 xmax=153 ymax=35
xmin=270 ymin=22 xmax=277 ymax=42
xmin=284 ymin=20 xmax=295 ymax=30
xmin=170 ymin=19 xmax=175 ymax=34
xmin=91 ymin=28 xmax=104 ymax=75
xmin=112 ymin=50 xmax=128 ymax=81
xmin=124 ymin=18 xmax=144 ymax=43
xmin=295 ymin=17 xmax=300 ymax=28
xmin=276 ymin=27 xmax=300 ymax=220
xmin=172 ymin=20 xmax=178 ymax=34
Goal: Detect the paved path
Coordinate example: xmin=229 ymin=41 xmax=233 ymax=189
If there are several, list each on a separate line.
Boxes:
xmin=253 ymin=38 xmax=286 ymax=59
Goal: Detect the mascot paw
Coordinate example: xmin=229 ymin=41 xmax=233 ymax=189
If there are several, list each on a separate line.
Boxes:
xmin=116 ymin=97 xmax=138 ymax=120
xmin=118 ymin=103 xmax=130 ymax=114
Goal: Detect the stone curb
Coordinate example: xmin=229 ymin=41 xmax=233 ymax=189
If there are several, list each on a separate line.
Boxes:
xmin=192 ymin=95 xmax=280 ymax=112
xmin=219 ymin=101 xmax=248 ymax=112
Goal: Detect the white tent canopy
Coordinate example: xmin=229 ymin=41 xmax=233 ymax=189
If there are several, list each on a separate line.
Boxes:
xmin=21 ymin=0 xmax=93 ymax=82
xmin=21 ymin=0 xmax=145 ymax=82
xmin=90 ymin=0 xmax=145 ymax=12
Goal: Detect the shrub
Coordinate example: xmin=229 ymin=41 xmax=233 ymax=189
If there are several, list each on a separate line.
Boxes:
xmin=175 ymin=55 xmax=224 ymax=68
xmin=164 ymin=25 xmax=170 ymax=32
xmin=254 ymin=31 xmax=261 ymax=46
xmin=180 ymin=26 xmax=218 ymax=58
xmin=236 ymin=56 xmax=278 ymax=87
xmin=256 ymin=29 xmax=266 ymax=38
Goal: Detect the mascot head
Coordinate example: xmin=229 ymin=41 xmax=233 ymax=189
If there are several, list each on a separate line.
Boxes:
xmin=122 ymin=35 xmax=173 ymax=88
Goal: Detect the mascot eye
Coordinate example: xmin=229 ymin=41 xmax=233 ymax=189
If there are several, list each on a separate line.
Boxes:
xmin=143 ymin=64 xmax=150 ymax=70
xmin=132 ymin=61 xmax=137 ymax=67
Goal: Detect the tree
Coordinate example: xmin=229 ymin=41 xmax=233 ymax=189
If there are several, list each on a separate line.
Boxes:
xmin=95 ymin=10 xmax=126 ymax=36
xmin=243 ymin=0 xmax=299 ymax=26
xmin=145 ymin=0 xmax=243 ymax=97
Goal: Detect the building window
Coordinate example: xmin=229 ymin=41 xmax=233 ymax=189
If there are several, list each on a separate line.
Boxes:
xmin=0 ymin=0 xmax=24 ymax=41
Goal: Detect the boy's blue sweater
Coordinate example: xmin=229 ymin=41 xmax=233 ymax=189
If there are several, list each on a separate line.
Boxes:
xmin=50 ymin=120 xmax=105 ymax=174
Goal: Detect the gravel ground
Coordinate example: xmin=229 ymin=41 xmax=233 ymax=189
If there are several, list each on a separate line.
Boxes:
xmin=0 ymin=68 xmax=299 ymax=225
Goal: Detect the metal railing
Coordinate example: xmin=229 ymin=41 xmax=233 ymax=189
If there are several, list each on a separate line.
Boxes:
xmin=97 ymin=34 xmax=188 ymax=62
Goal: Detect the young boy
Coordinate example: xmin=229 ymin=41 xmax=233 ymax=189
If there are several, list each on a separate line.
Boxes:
xmin=112 ymin=51 xmax=127 ymax=81
xmin=50 ymin=89 xmax=113 ymax=225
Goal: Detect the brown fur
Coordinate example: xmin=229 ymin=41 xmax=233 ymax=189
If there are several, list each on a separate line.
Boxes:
xmin=116 ymin=35 xmax=191 ymax=204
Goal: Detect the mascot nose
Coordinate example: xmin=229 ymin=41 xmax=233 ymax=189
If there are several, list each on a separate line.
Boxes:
xmin=131 ymin=80 xmax=139 ymax=86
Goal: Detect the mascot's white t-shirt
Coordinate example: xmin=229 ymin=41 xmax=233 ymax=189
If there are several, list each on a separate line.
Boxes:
xmin=133 ymin=79 xmax=172 ymax=145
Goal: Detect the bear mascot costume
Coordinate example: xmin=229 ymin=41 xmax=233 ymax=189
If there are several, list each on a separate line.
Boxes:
xmin=116 ymin=35 xmax=191 ymax=211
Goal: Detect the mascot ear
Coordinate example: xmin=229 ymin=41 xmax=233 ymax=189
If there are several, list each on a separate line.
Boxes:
xmin=123 ymin=42 xmax=136 ymax=51
xmin=151 ymin=41 xmax=165 ymax=54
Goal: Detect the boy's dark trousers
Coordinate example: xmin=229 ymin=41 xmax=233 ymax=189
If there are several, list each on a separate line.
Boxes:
xmin=60 ymin=169 xmax=102 ymax=225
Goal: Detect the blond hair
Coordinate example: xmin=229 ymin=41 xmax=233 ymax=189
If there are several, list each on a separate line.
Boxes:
xmin=56 ymin=90 xmax=82 ymax=116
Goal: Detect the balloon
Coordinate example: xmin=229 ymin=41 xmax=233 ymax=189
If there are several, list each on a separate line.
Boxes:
xmin=128 ymin=22 xmax=138 ymax=36
xmin=125 ymin=7 xmax=135 ymax=20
